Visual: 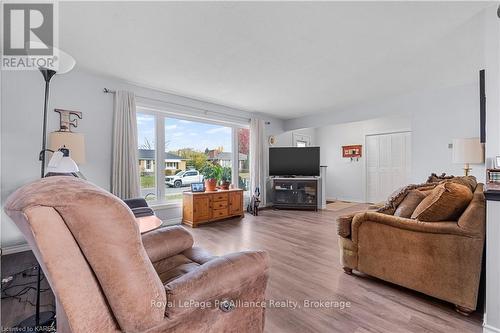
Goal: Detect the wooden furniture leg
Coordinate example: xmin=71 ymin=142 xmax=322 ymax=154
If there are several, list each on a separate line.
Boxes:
xmin=455 ymin=305 xmax=474 ymax=316
xmin=343 ymin=267 xmax=353 ymax=275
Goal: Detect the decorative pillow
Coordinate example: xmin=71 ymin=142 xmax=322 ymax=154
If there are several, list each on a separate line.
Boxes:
xmin=377 ymin=183 xmax=438 ymax=215
xmin=394 ymin=190 xmax=427 ymax=218
xmin=411 ymin=182 xmax=473 ymax=221
xmin=419 ymin=188 xmax=434 ymax=197
xmin=440 ymin=176 xmax=477 ymax=193
xmin=426 ymin=173 xmax=455 ymax=183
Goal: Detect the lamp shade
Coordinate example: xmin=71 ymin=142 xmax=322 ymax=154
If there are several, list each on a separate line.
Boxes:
xmin=49 ymin=132 xmax=86 ymax=164
xmin=452 ymin=138 xmax=484 ymax=164
xmin=28 ymin=42 xmax=76 ymax=74
xmin=46 ymin=150 xmax=79 ymax=174
xmin=54 ymin=47 xmax=76 ymax=74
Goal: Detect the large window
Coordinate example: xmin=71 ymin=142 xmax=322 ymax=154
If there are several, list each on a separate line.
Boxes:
xmin=164 ymin=117 xmax=232 ymax=202
xmin=238 ymin=128 xmax=250 ymax=204
xmin=137 ymin=109 xmax=247 ymax=204
xmin=137 ymin=113 xmax=157 ymax=201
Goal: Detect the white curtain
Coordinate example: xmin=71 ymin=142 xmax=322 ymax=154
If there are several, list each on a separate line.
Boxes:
xmin=111 ymin=91 xmax=140 ymax=199
xmin=250 ymin=117 xmax=266 ymax=205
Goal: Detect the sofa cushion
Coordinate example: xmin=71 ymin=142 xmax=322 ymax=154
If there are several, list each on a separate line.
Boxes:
xmin=394 ymin=190 xmax=427 ymax=218
xmin=153 ymin=247 xmax=216 ymax=284
xmin=164 ymin=251 xmax=269 ymax=318
xmin=377 ymin=183 xmax=437 ymax=215
xmin=440 ymin=176 xmax=477 ymax=192
xmin=411 ymin=182 xmax=473 ymax=221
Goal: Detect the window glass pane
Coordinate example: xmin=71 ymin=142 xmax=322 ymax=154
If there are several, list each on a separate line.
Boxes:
xmin=137 ymin=113 xmax=156 ymax=201
xmin=165 ymin=118 xmax=232 ymax=202
xmin=238 ymin=128 xmax=250 ymax=204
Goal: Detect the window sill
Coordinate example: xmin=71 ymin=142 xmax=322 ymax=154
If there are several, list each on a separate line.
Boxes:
xmin=148 ymin=201 xmax=182 ymax=210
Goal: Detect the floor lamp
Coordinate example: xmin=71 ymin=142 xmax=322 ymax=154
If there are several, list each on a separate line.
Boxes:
xmin=16 ymin=48 xmax=76 ymax=330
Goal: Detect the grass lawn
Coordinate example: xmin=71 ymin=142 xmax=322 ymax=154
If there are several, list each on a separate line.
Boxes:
xmin=141 ymin=175 xmax=155 ymax=188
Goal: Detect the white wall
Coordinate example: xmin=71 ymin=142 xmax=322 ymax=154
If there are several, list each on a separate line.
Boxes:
xmin=411 ymin=84 xmax=485 ymax=183
xmin=317 ymin=115 xmax=411 ymax=202
xmin=309 ymin=82 xmax=485 ymax=203
xmin=1 ymin=68 xmax=284 ymax=250
xmin=274 ymin=128 xmax=316 ymax=147
xmin=283 ymin=5 xmax=490 ymax=204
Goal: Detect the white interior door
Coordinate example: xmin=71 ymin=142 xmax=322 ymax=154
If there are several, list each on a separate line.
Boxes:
xmin=366 ymin=132 xmax=411 ymax=203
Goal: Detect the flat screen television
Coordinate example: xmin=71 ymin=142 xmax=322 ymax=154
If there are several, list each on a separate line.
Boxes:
xmin=269 ymin=147 xmax=320 ymax=176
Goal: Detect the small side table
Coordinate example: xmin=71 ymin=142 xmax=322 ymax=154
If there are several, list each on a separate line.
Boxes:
xmin=136 ymin=215 xmax=163 ymax=233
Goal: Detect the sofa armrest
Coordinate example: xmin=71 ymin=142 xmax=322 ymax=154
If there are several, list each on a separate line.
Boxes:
xmin=142 ymin=226 xmax=194 ymax=263
xmin=164 ymin=250 xmax=269 ymax=318
xmin=337 ymin=207 xmax=381 ymax=238
xmin=351 ymin=211 xmax=472 ymax=244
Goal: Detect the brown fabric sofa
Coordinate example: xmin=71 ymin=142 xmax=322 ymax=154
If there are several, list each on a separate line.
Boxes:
xmin=337 ymin=180 xmax=485 ymax=315
xmin=5 ymin=177 xmax=269 ymax=333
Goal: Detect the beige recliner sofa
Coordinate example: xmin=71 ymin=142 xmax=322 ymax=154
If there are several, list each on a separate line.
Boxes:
xmin=338 ymin=178 xmax=485 ymax=315
xmin=5 ymin=177 xmax=269 ymax=333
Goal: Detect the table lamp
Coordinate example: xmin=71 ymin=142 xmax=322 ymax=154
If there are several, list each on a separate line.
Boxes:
xmin=45 ymin=148 xmax=80 ymax=176
xmin=452 ymin=138 xmax=484 ymax=176
xmin=49 ymin=132 xmax=85 ymax=165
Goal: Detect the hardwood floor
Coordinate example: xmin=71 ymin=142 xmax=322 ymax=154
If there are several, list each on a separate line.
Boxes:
xmin=188 ymin=206 xmax=483 ymax=333
xmin=1 ymin=250 xmax=55 ymax=328
xmin=1 ymin=205 xmax=482 ymax=332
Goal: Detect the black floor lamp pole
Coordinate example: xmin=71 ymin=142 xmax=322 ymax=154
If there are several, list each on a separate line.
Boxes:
xmin=36 ymin=68 xmax=57 ymax=326
xmin=40 ymin=69 xmax=56 ymax=177
xmin=16 ymin=68 xmax=58 ymax=330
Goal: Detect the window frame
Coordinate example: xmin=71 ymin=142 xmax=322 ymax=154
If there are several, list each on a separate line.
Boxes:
xmin=137 ymin=106 xmax=250 ymax=207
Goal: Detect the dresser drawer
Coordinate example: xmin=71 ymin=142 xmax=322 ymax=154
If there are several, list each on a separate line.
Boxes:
xmin=212 ymin=193 xmax=228 ymax=202
xmin=212 ymin=200 xmax=228 ymax=209
xmin=212 ymin=208 xmax=229 ymax=219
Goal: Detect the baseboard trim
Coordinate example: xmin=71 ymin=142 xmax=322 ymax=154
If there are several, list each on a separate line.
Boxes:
xmin=326 ymin=197 xmax=366 ymax=204
xmin=2 ymin=218 xmax=182 ymax=255
xmin=484 ymin=324 xmax=500 ymax=333
xmin=1 ymin=243 xmax=31 ymax=256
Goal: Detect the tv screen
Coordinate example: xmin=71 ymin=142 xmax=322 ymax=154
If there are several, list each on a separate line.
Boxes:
xmin=269 ymin=147 xmax=320 ymax=176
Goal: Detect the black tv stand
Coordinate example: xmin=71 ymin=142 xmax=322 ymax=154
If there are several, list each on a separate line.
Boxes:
xmin=272 ymin=177 xmax=318 ymax=211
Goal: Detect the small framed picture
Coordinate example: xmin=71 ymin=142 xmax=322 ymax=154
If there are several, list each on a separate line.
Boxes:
xmin=495 ymin=156 xmax=500 ymax=169
xmin=191 ymin=182 xmax=205 ymax=193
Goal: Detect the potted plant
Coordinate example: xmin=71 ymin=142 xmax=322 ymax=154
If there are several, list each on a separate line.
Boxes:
xmin=220 ymin=167 xmax=231 ymax=190
xmin=201 ymin=162 xmax=221 ymax=192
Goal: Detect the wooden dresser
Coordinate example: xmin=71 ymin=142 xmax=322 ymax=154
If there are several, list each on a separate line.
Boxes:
xmin=182 ymin=189 xmax=244 ymax=227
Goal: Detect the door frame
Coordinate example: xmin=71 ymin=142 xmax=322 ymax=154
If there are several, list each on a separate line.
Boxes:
xmin=293 ymin=133 xmax=312 ymax=147
xmin=364 ymin=131 xmax=412 ymax=203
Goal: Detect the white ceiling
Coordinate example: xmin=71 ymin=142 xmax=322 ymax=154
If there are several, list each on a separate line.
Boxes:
xmin=60 ymin=1 xmax=491 ymax=119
